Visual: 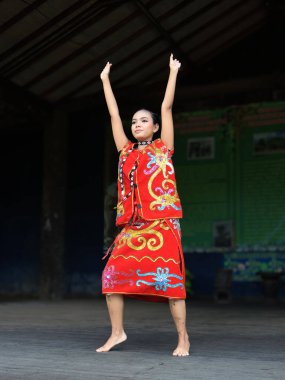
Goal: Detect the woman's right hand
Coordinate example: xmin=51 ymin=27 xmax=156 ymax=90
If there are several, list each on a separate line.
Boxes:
xmin=100 ymin=62 xmax=112 ymax=81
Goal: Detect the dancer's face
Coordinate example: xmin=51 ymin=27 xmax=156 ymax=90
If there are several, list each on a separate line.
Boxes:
xmin=131 ymin=110 xmax=159 ymax=141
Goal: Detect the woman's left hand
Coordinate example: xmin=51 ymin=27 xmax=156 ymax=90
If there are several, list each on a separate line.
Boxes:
xmin=169 ymin=53 xmax=181 ymax=72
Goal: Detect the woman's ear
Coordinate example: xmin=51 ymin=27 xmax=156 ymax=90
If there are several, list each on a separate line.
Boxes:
xmin=153 ymin=124 xmax=159 ymax=133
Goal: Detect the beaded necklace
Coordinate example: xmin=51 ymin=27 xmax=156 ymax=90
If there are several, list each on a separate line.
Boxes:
xmin=137 ymin=140 xmax=152 ymax=146
xmin=118 ymin=140 xmax=152 ymax=202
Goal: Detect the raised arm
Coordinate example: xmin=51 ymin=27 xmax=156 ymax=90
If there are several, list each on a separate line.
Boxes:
xmin=161 ymin=54 xmax=181 ymax=150
xmin=100 ymin=62 xmax=128 ymax=151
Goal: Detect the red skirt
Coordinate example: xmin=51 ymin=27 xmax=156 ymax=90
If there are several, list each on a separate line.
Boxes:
xmin=102 ymin=217 xmax=186 ymax=302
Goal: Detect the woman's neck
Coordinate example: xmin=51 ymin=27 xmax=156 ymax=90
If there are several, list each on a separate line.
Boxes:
xmin=137 ymin=139 xmax=152 ymax=150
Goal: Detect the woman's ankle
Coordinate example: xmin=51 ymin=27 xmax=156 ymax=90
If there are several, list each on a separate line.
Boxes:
xmin=111 ymin=328 xmax=125 ymax=337
xmin=178 ymin=330 xmax=189 ymax=340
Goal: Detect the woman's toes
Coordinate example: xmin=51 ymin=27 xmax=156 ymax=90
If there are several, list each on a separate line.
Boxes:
xmin=96 ymin=332 xmax=127 ymax=353
xmin=172 ymin=345 xmax=190 ymax=356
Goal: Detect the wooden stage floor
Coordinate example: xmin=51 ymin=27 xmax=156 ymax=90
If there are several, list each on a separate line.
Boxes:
xmin=0 ymin=298 xmax=284 ymax=380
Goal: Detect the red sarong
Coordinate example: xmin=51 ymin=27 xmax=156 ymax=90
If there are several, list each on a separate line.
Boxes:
xmin=102 ymin=217 xmax=186 ymax=302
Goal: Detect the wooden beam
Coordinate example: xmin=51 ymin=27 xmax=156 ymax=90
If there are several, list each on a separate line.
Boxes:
xmin=196 ymin=17 xmax=267 ymax=64
xmin=40 ymin=0 xmax=218 ymax=99
xmin=172 ymin=0 xmax=244 ymax=49
xmin=134 ymin=0 xmax=193 ymax=68
xmin=190 ymin=1 xmax=268 ymax=61
xmin=55 ymin=1 xmax=202 ymax=101
xmin=1 ymin=0 xmax=133 ymax=78
xmin=113 ymin=69 xmax=285 ymax=108
xmin=60 ymin=72 xmax=285 ymax=113
xmin=0 ymin=0 xmax=93 ymax=63
xmin=54 ymin=0 xmax=239 ymax=101
xmin=23 ymin=4 xmax=145 ymax=89
xmin=40 ymin=0 xmax=189 ymax=98
xmin=111 ymin=2 xmax=267 ymax=92
xmin=114 ymin=1 xmax=247 ymax=88
xmin=1 ymin=3 xmax=115 ymax=78
xmin=25 ymin=0 xmax=180 ymax=89
xmin=0 ymin=0 xmax=48 ymax=34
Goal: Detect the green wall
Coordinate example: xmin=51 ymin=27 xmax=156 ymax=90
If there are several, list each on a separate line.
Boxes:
xmin=174 ymin=101 xmax=285 ymax=281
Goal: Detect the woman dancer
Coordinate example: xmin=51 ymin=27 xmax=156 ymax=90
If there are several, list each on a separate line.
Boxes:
xmin=97 ymin=54 xmax=190 ymax=356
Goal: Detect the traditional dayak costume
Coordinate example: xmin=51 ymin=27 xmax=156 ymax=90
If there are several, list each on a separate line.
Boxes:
xmin=102 ymin=139 xmax=186 ymax=302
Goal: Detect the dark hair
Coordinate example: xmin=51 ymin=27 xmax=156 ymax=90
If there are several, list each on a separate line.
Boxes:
xmin=136 ymin=109 xmax=161 ymax=126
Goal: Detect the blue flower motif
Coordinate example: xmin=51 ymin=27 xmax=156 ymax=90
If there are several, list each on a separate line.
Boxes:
xmin=146 ymin=152 xmax=157 ymax=168
xmin=144 ymin=150 xmax=174 ymax=177
xmin=136 ymin=267 xmax=184 ymax=291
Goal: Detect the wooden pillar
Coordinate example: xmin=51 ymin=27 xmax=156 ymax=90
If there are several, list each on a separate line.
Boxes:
xmin=40 ymin=108 xmax=67 ymax=299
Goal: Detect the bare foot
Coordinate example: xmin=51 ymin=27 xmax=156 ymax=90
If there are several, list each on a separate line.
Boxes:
xmin=96 ymin=331 xmax=127 ymax=353
xmin=172 ymin=334 xmax=190 ymax=357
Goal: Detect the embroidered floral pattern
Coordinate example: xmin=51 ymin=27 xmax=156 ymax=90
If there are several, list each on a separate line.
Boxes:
xmin=169 ymin=218 xmax=181 ymax=237
xmin=116 ymin=140 xmax=182 ymax=221
xmin=103 ymin=265 xmax=134 ymax=289
xmin=136 ymin=267 xmax=184 ymax=291
xmin=143 ymin=145 xmax=181 ymax=212
xmin=144 ymin=148 xmax=174 ymax=177
xmin=152 ymin=186 xmax=181 ymax=211
xmin=169 ymin=218 xmax=181 ymax=229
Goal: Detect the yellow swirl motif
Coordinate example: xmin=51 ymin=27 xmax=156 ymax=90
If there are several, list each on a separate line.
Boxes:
xmin=117 ymin=221 xmax=165 ymax=251
xmin=159 ymin=220 xmax=170 ymax=230
xmin=148 ymin=167 xmax=180 ymax=211
xmin=111 ymin=254 xmax=180 ymax=264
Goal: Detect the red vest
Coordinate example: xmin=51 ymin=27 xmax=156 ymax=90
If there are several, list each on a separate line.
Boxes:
xmin=116 ymin=139 xmax=182 ymax=226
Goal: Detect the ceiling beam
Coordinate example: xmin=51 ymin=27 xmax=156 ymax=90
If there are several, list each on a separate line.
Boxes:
xmin=0 ymin=0 xmax=93 ymax=63
xmin=23 ymin=0 xmax=159 ymax=89
xmin=60 ymin=72 xmax=285 ymax=114
xmin=0 ymin=0 xmax=49 ymax=34
xmin=115 ymin=1 xmax=267 ymax=89
xmin=112 ymin=0 xmax=249 ymax=86
xmin=193 ymin=8 xmax=267 ymax=62
xmin=53 ymin=0 xmax=237 ymax=101
xmin=140 ymin=72 xmax=285 ymax=100
xmin=55 ymin=1 xmax=208 ymax=101
xmin=0 ymin=1 xmax=120 ymax=78
xmin=39 ymin=0 xmax=190 ymax=99
xmin=134 ymin=0 xmax=193 ymax=69
xmin=2 ymin=0 xmax=133 ymax=79
xmin=25 ymin=0 xmax=201 ymax=90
